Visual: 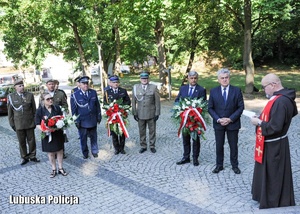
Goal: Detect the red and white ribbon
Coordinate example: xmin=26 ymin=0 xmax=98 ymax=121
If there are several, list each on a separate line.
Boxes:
xmin=178 ymin=107 xmax=207 ymax=138
xmin=107 ymin=112 xmax=129 ymax=138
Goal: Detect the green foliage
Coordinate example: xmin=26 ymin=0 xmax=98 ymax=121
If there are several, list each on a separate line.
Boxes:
xmin=0 ymin=0 xmax=299 ymax=78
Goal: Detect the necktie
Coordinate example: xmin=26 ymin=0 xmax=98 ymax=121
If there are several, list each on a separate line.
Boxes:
xmin=143 ymin=85 xmax=146 ymax=91
xmin=85 ymin=92 xmax=88 ymax=97
xmin=188 ymin=87 xmax=193 ymax=97
xmin=114 ymin=89 xmax=117 ymax=94
xmin=223 ymin=87 xmax=227 ymax=103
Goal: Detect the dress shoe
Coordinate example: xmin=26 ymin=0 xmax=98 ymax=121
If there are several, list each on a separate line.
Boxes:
xmin=21 ymin=159 xmax=29 ymax=165
xmin=212 ymin=166 xmax=224 ymax=173
xmin=120 ymin=150 xmax=126 ymax=154
xmin=176 ymin=159 xmax=190 ymax=165
xmin=83 ymin=155 xmax=88 ymax=159
xmin=30 ymin=158 xmax=40 ymax=163
xmin=92 ymin=153 xmax=98 ymax=158
xmin=114 ymin=150 xmax=120 ymax=155
xmin=139 ymin=148 xmax=147 ymax=153
xmin=193 ymin=159 xmax=199 ymax=166
xmin=150 ymin=148 xmax=156 ymax=153
xmin=232 ymin=167 xmax=241 ymax=174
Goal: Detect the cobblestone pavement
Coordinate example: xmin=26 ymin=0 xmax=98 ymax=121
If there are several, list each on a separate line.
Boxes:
xmin=1 ymin=84 xmax=300 ymax=214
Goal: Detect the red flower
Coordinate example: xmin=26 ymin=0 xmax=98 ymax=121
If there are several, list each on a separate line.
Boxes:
xmin=47 ymin=118 xmax=56 ymax=127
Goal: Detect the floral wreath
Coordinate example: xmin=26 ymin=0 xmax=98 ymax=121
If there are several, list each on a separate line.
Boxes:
xmin=102 ymin=99 xmax=131 ymax=137
xmin=172 ymin=97 xmax=209 ymax=140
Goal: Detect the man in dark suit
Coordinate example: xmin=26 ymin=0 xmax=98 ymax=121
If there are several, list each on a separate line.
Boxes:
xmin=70 ymin=76 xmax=102 ymax=159
xmin=103 ymin=75 xmax=131 ymax=154
xmin=208 ymin=68 xmax=244 ymax=174
xmin=175 ymin=71 xmax=207 ymax=166
xmin=8 ymin=80 xmax=40 ymax=165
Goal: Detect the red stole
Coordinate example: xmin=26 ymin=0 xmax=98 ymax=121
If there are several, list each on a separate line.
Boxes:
xmin=255 ymin=95 xmax=282 ymax=163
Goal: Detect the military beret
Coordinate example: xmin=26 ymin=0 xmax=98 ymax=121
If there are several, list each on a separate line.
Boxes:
xmin=109 ymin=75 xmax=119 ymax=82
xmin=140 ymin=72 xmax=149 ymax=79
xmin=79 ymin=76 xmax=90 ymax=83
xmin=14 ymin=80 xmax=24 ymax=86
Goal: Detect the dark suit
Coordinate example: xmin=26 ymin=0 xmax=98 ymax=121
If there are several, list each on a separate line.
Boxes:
xmin=208 ymin=85 xmax=244 ymax=168
xmin=175 ymin=84 xmax=207 ymax=160
xmin=103 ymin=87 xmax=131 ymax=152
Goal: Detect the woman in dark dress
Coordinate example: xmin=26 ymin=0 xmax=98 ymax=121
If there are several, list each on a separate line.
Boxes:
xmin=35 ymin=92 xmax=68 ymax=178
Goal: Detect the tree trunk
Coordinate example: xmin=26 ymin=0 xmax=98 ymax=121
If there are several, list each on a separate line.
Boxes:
xmin=154 ymin=19 xmax=167 ymax=86
xmin=114 ymin=23 xmax=121 ymax=75
xmin=243 ymin=0 xmax=255 ymax=94
xmin=72 ymin=23 xmax=89 ymax=76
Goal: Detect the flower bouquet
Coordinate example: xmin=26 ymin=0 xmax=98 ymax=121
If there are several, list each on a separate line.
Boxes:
xmin=40 ymin=114 xmax=78 ymax=140
xmin=172 ymin=97 xmax=209 ymax=140
xmin=102 ymin=99 xmax=131 ymax=137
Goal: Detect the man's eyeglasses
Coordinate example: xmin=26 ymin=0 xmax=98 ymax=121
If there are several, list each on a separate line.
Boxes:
xmin=261 ymin=82 xmax=274 ymax=90
xmin=45 ymin=97 xmax=53 ymax=101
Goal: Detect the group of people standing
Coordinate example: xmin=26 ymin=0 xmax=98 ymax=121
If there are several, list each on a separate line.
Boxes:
xmin=6 ymin=69 xmax=298 ymax=210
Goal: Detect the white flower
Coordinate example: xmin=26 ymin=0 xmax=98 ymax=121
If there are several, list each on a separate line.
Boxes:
xmin=186 ymin=101 xmax=191 ymax=105
xmin=56 ymin=120 xmax=65 ymax=129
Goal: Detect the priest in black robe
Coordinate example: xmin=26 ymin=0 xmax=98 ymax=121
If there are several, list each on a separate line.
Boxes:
xmin=251 ymin=73 xmax=297 ymax=209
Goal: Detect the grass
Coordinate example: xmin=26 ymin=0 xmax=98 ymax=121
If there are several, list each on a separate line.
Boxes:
xmin=113 ymin=67 xmax=300 ymax=100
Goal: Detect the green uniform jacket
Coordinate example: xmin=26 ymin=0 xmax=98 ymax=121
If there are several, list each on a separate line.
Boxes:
xmin=8 ymin=92 xmax=36 ymax=130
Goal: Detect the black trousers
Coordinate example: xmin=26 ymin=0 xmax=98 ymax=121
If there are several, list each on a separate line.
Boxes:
xmin=111 ymin=131 xmax=125 ymax=152
xmin=214 ymin=129 xmax=239 ymax=168
xmin=182 ymin=133 xmax=200 ymax=160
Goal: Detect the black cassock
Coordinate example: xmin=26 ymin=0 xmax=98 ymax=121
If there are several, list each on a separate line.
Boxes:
xmin=252 ymin=89 xmax=298 ymax=209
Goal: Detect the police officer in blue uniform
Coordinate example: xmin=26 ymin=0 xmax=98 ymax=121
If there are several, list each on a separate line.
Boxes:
xmin=103 ymin=75 xmax=131 ymax=154
xmin=71 ymin=76 xmax=81 ymax=94
xmin=70 ymin=76 xmax=102 ymax=159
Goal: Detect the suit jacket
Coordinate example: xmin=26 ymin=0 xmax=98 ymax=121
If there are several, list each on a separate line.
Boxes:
xmin=103 ymin=87 xmax=131 ymax=105
xmin=70 ymin=89 xmax=101 ymax=128
xmin=175 ymin=84 xmax=207 ymax=102
xmin=132 ymin=83 xmax=161 ymax=120
xmin=208 ymin=85 xmax=244 ymax=130
xmin=8 ymin=92 xmax=36 ymax=130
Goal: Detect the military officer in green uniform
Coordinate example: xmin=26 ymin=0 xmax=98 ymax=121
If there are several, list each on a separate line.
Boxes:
xmin=132 ymin=72 xmax=161 ymax=153
xmin=8 ymin=80 xmax=40 ymax=165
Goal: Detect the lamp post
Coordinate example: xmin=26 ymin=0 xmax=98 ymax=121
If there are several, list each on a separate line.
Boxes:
xmin=96 ymin=41 xmax=104 ymax=98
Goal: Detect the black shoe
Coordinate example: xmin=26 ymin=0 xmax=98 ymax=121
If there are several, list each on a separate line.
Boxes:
xmin=139 ymin=148 xmax=147 ymax=153
xmin=232 ymin=167 xmax=241 ymax=174
xmin=50 ymin=170 xmax=57 ymax=178
xmin=212 ymin=166 xmax=224 ymax=173
xmin=30 ymin=158 xmax=40 ymax=163
xmin=193 ymin=159 xmax=199 ymax=166
xmin=120 ymin=150 xmax=126 ymax=154
xmin=83 ymin=155 xmax=88 ymax=159
xmin=63 ymin=153 xmax=67 ymax=159
xmin=58 ymin=168 xmax=68 ymax=176
xmin=93 ymin=153 xmax=98 ymax=158
xmin=114 ymin=150 xmax=120 ymax=155
xmin=21 ymin=159 xmax=29 ymax=165
xmin=150 ymin=148 xmax=156 ymax=153
xmin=176 ymin=159 xmax=190 ymax=165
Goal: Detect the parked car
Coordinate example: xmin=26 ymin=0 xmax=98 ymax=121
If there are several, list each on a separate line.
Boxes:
xmin=0 ymin=84 xmax=15 ymax=114
xmin=120 ymin=64 xmax=130 ymax=74
xmin=90 ymin=66 xmax=99 ymax=76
